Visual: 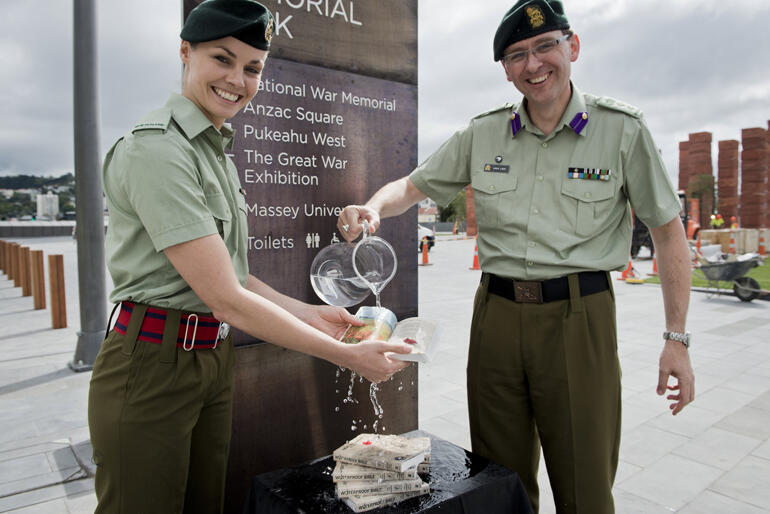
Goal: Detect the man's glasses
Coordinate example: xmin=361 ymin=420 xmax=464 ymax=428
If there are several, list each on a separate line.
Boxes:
xmin=502 ymin=33 xmax=571 ymax=66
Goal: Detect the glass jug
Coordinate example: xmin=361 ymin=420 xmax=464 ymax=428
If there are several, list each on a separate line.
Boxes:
xmin=310 ymin=221 xmax=397 ymax=307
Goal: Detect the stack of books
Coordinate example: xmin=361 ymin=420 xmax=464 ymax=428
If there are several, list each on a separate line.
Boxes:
xmin=332 ymin=433 xmax=431 ymax=512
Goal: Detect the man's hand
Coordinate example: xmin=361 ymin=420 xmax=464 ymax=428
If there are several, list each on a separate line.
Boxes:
xmin=303 ymin=304 xmax=364 ymax=340
xmin=337 ymin=205 xmax=380 ymax=242
xmin=657 ymin=340 xmax=695 ymax=415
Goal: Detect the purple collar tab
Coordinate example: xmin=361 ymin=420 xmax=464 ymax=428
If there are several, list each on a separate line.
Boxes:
xmin=569 ymin=111 xmax=589 ymax=135
xmin=510 ymin=112 xmax=522 ymax=137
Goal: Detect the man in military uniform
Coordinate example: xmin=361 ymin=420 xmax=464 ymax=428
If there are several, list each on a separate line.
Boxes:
xmin=337 ymin=1 xmax=694 ymax=512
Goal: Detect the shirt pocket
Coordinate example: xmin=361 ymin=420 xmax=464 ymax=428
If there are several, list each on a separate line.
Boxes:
xmin=560 ymin=178 xmax=617 ymax=237
xmin=205 ymin=193 xmax=232 ymax=239
xmin=470 ymin=173 xmax=518 ymax=228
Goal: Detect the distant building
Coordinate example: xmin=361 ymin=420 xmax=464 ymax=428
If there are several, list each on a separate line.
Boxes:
xmin=3 ymin=188 xmax=38 ymax=200
xmin=37 ymin=192 xmax=59 ymax=220
xmin=418 ymin=198 xmax=438 ymax=223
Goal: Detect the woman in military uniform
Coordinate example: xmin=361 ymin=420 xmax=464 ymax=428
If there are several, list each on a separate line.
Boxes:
xmin=87 ymin=2 xmax=412 ymax=513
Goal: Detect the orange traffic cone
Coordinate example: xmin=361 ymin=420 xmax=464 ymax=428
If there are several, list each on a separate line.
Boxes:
xmin=469 ymin=241 xmax=480 ymax=270
xmin=648 ymin=257 xmax=658 ymax=276
xmin=759 ymin=230 xmax=766 ymax=257
xmin=618 ymin=258 xmax=636 ymax=280
xmin=728 ymin=231 xmax=736 ymax=254
xmin=419 ymin=237 xmax=432 ymax=266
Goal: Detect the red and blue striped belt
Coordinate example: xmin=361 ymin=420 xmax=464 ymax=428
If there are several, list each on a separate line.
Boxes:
xmin=113 ymin=301 xmax=229 ymax=350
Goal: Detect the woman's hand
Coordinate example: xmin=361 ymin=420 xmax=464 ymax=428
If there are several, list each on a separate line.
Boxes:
xmin=303 ymin=304 xmax=364 ymax=340
xmin=343 ymin=340 xmax=413 ymax=383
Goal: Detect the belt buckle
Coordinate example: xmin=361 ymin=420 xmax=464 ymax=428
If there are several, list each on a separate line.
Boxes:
xmin=214 ymin=322 xmax=230 ymax=349
xmin=513 ymin=281 xmax=543 ymax=303
xmin=183 ymin=314 xmax=199 ymax=351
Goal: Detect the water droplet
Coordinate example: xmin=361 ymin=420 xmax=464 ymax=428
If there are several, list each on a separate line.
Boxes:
xmin=351 ymin=425 xmax=357 ymax=431
xmin=398 ymin=386 xmax=403 ymax=391
xmin=334 ymin=407 xmax=339 ymax=412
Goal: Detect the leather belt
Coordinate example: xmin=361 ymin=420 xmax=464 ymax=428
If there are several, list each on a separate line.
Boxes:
xmin=484 ymin=271 xmax=609 ymax=304
xmin=112 ymin=301 xmax=229 ymax=350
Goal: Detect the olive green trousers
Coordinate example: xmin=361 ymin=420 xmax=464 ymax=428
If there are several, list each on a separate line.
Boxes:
xmin=88 ymin=304 xmax=235 ymax=514
xmin=467 ymin=273 xmax=621 ymax=514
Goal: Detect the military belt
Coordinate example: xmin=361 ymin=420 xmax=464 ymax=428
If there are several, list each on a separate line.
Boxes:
xmin=484 ymin=271 xmax=609 ymax=304
xmin=112 ymin=301 xmax=229 ymax=350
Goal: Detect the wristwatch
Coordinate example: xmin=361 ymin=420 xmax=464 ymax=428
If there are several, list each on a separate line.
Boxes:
xmin=663 ymin=331 xmax=691 ymax=348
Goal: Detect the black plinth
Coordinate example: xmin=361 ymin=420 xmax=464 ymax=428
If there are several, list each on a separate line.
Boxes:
xmin=243 ymin=431 xmax=533 ymax=513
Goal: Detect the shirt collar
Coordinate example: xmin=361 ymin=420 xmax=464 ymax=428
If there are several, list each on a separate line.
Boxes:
xmin=165 ymin=93 xmax=234 ymax=148
xmin=511 ymin=82 xmax=589 ymax=138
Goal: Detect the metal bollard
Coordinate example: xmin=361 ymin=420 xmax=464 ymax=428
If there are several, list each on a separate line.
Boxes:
xmin=31 ymin=250 xmax=46 ymax=310
xmin=48 ymin=254 xmax=67 ymax=329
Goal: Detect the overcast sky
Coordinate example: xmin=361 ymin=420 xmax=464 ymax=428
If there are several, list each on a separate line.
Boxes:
xmin=1 ymin=0 xmax=768 ymax=185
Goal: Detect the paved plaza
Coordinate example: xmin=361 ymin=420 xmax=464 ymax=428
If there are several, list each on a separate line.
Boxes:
xmin=1 ymin=235 xmax=769 ymax=513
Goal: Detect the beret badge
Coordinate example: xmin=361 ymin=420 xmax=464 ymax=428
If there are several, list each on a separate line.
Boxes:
xmin=526 ymin=5 xmax=545 ymax=28
xmin=265 ymin=17 xmax=274 ymax=43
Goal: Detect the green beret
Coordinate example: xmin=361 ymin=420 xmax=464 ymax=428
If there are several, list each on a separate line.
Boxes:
xmin=181 ymin=0 xmax=274 ymax=51
xmin=493 ymin=0 xmax=570 ymax=61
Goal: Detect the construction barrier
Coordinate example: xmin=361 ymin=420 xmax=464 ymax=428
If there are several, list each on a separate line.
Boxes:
xmin=760 ymin=230 xmax=767 ymax=257
xmin=20 ymin=246 xmax=32 ymax=297
xmin=31 ymin=250 xmax=46 ymax=310
xmin=728 ymin=231 xmax=736 ymax=255
xmin=469 ymin=241 xmax=480 ymax=270
xmin=48 ymin=254 xmax=67 ymax=329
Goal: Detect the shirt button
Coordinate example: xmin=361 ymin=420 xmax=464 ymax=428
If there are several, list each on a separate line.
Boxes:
xmin=537 ymin=175 xmax=544 ymax=181
xmin=585 ymin=192 xmax=592 ymax=198
xmin=528 ymin=242 xmax=536 ymax=248
xmin=532 ymin=208 xmax=539 ymax=214
xmin=542 ymin=143 xmax=548 ymax=148
xmin=217 ymin=155 xmax=223 ymax=162
xmin=527 ymin=260 xmax=534 ymax=266
xmin=489 ymin=185 xmax=496 ymax=191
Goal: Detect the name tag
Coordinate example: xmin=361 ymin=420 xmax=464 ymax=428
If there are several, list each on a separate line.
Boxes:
xmin=484 ymin=164 xmax=510 ymax=174
xmin=568 ymin=167 xmax=611 ymax=181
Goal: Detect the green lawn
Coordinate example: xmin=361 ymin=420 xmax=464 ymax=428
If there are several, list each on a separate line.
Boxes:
xmin=645 ymin=257 xmax=770 ymax=291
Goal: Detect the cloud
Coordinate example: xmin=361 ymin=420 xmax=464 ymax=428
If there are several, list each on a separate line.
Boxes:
xmin=1 ymin=0 xmax=767 ymax=183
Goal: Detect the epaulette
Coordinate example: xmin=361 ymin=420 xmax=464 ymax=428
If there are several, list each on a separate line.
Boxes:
xmin=131 ymin=108 xmax=173 ymax=133
xmin=472 ymin=102 xmax=515 ymax=120
xmin=594 ymin=96 xmax=642 ymax=119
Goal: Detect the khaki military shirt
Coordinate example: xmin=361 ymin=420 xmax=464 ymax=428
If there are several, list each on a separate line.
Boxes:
xmin=410 ymin=84 xmax=680 ymax=280
xmin=104 ymin=93 xmax=249 ymax=312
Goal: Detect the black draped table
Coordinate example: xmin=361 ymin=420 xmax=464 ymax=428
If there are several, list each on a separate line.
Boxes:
xmin=243 ymin=430 xmax=533 ymax=513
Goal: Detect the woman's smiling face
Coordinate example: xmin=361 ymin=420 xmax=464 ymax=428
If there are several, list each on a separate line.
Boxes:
xmin=180 ymin=36 xmax=268 ymax=129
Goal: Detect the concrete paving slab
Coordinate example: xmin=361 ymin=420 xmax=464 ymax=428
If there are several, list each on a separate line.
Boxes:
xmin=672 ymin=426 xmax=762 ymax=471
xmin=709 ymin=455 xmax=770 ymax=510
xmin=615 ymin=454 xmax=724 ymax=511
xmin=677 ymin=489 xmax=768 ymax=514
